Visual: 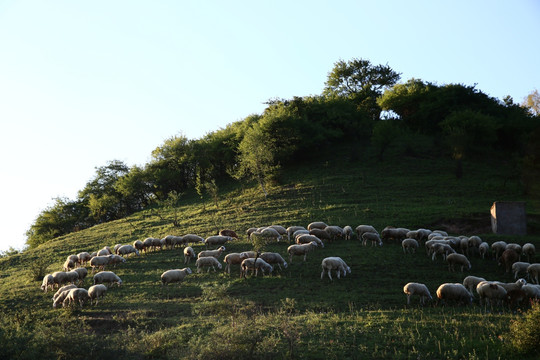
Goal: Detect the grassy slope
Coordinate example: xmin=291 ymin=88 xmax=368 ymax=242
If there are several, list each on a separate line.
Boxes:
xmin=1 ymin=147 xmax=539 ymax=359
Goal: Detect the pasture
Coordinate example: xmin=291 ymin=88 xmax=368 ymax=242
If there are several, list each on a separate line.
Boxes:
xmin=1 ymin=152 xmax=539 ymax=359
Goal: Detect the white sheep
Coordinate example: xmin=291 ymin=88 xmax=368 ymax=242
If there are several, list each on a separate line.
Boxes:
xmin=512 ymin=262 xmax=531 ymax=280
xmin=292 ymin=229 xmax=310 ymax=239
xmin=52 ymin=271 xmax=70 ymax=288
xmin=63 ymin=288 xmax=90 ymax=308
xmin=161 ymin=268 xmax=193 ymax=285
xmin=342 ymin=226 xmax=353 ymax=240
xmin=90 ymin=255 xmax=110 ymax=273
xmin=142 ymin=237 xmax=156 ymax=252
xmin=106 ymin=254 xmax=127 ymax=267
xmin=522 ymin=243 xmax=536 ymax=262
xmin=522 ymin=284 xmax=540 ymax=300
xmin=446 ymin=253 xmax=471 ymax=272
xmin=287 ymin=241 xmax=318 ymax=263
xmin=52 ymin=284 xmax=78 ymax=309
xmin=527 ymin=263 xmax=540 ymax=284
xmin=41 ymin=274 xmax=54 ymax=293
xmin=93 ymin=271 xmax=122 ymax=286
xmin=506 ymin=243 xmax=522 ymax=259
xmin=478 ymin=242 xmax=489 ymax=259
xmin=204 ymin=235 xmax=233 ymax=247
xmin=462 ymin=275 xmax=486 ymax=296
xmin=183 ymin=246 xmax=196 ymax=264
xmin=66 ymin=270 xmax=80 ymax=284
xmin=97 ymin=247 xmax=111 ymax=256
xmin=223 ymin=252 xmax=249 ymax=274
xmin=133 ymin=240 xmax=144 ymax=253
xmin=287 ymin=226 xmax=307 ymax=242
xmin=431 ymin=243 xmax=456 ymax=261
xmin=361 ymin=232 xmax=382 ymax=247
xmin=77 ymin=252 xmax=92 ymax=266
xmin=321 ymin=257 xmax=351 ymax=281
xmin=381 ymin=227 xmax=410 ymax=242
xmin=491 ymin=241 xmax=507 ymax=259
xmin=240 ymin=258 xmax=273 ymax=277
xmin=309 ymin=228 xmax=332 ymax=242
xmin=73 ymin=267 xmax=88 ymax=285
xmin=307 ymin=221 xmax=328 ymax=230
xmin=268 ymin=225 xmax=287 ymax=237
xmin=88 ymin=284 xmax=107 ymax=305
xmin=403 ymin=282 xmax=432 ymax=305
xmin=401 ymin=238 xmax=419 ymax=254
xmin=151 ymin=237 xmax=163 ymax=251
xmin=324 ymin=225 xmax=344 ymax=241
xmin=252 ymin=227 xmax=282 ymax=242
xmin=259 ymin=252 xmax=288 ymax=270
xmin=355 ymin=225 xmax=378 ymax=239
xmin=197 ymin=246 xmax=226 ymax=259
xmin=476 ymin=282 xmax=507 ymax=306
xmin=239 ymin=251 xmax=258 ymax=259
xmin=63 ymin=258 xmax=76 ymax=272
xmin=117 ymin=244 xmax=140 ymax=257
xmin=494 ymin=278 xmax=527 ymax=293
xmin=296 ymin=234 xmax=324 ymax=248
xmin=195 ymin=256 xmax=223 ymax=273
xmin=436 ymin=283 xmax=473 ymax=305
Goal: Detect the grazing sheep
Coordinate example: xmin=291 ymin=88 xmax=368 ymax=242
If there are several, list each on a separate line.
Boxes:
xmin=223 ymin=252 xmax=249 ymax=274
xmin=324 ymin=225 xmax=344 ymax=241
xmin=246 ymin=228 xmax=259 ymax=240
xmin=477 ymin=283 xmax=507 ymax=306
xmin=401 ymin=238 xmax=419 ymax=254
xmin=52 ymin=284 xmax=78 ymax=309
xmin=253 ymin=227 xmax=283 ymax=242
xmin=522 ymin=284 xmax=540 ymax=300
xmin=41 ymin=274 xmax=55 ymax=293
xmin=499 ymin=249 xmax=519 ymax=273
xmin=52 ymin=271 xmax=70 ymax=288
xmin=240 ymin=258 xmax=273 ymax=277
xmin=462 ymin=275 xmax=486 ymax=296
xmin=151 ymin=237 xmax=163 ymax=251
xmin=113 ymin=244 xmax=122 ymax=254
xmin=403 ymin=282 xmax=432 ymax=305
xmin=219 ymin=229 xmax=239 ymax=239
xmin=296 ymin=234 xmax=325 ymax=248
xmin=292 ymin=229 xmax=310 ymax=240
xmin=287 ymin=226 xmax=306 ymax=242
xmin=117 ymin=244 xmax=140 ymax=257
xmin=63 ymin=288 xmax=91 ymax=308
xmin=73 ymin=267 xmax=88 ymax=285
xmin=97 ymin=248 xmax=111 ymax=257
xmin=195 ymin=256 xmax=223 ymax=273
xmin=506 ymin=243 xmax=522 ymax=259
xmin=133 ymin=240 xmax=144 ymax=253
xmin=63 ymin=258 xmax=76 ymax=272
xmin=259 ymin=252 xmax=288 ymax=270
xmin=239 ymin=251 xmax=258 ymax=259
xmin=77 ymin=252 xmax=92 ymax=266
xmin=512 ymin=262 xmax=531 ymax=280
xmin=478 ymin=242 xmax=489 ymax=259
xmin=355 ymin=225 xmax=378 ymax=239
xmin=205 ymin=235 xmax=233 ymax=247
xmin=494 ymin=278 xmax=527 ymax=293
xmin=446 ymin=253 xmax=471 ymax=272
xmin=527 ymin=263 xmax=540 ymax=284
xmin=182 ymin=234 xmax=205 ymax=244
xmin=320 ymin=257 xmax=351 ymax=281
xmin=307 ymin=221 xmax=328 ymax=231
xmin=183 ymin=246 xmax=196 ymax=264
xmin=406 ymin=228 xmax=432 ymax=242
xmin=491 ymin=241 xmax=507 ymax=260
xmin=107 ymin=254 xmax=127 ymax=267
xmin=268 ymin=225 xmax=287 ymax=237
xmin=161 ymin=268 xmax=193 ymax=285
xmin=142 ymin=237 xmax=156 ymax=252
xmin=90 ymin=256 xmax=111 ymax=273
xmin=93 ymin=271 xmax=122 ymax=286
xmin=343 ymin=226 xmax=353 ymax=240
xmin=431 ymin=243 xmax=456 ymax=261
xmin=88 ymin=284 xmax=107 ymax=305
xmin=65 ymin=270 xmax=80 ymax=284
xmin=522 ymin=243 xmax=536 ymax=262
xmin=381 ymin=227 xmax=410 ymax=242
xmin=362 ymin=232 xmax=382 ymax=247
xmin=197 ymin=246 xmax=226 ymax=259
xmin=287 ymin=241 xmax=318 ymax=263
xmin=436 ymin=283 xmax=473 ymax=305
xmin=308 ymin=228 xmax=332 ymax=242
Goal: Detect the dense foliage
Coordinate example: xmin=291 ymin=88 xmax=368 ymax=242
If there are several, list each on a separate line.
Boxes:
xmin=25 ymin=58 xmax=540 ymax=248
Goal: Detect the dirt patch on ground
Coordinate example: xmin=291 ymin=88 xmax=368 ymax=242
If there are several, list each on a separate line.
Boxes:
xmin=428 ymin=213 xmax=493 ymax=235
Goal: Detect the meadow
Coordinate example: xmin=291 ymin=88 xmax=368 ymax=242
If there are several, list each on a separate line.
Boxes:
xmin=1 ymin=148 xmax=539 ymax=359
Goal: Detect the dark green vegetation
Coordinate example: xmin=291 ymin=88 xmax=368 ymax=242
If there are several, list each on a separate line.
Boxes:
xmin=2 ymin=58 xmax=540 ymax=359
xmin=1 ymin=148 xmax=540 ymax=359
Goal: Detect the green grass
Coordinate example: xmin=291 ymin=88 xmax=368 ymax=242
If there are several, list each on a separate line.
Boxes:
xmin=1 ymin=149 xmax=539 ymax=359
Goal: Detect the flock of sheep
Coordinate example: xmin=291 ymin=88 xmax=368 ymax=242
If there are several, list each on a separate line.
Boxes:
xmin=39 ymin=221 xmax=539 ymax=310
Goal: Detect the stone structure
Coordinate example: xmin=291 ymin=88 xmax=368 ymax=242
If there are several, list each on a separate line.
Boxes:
xmin=490 ymin=201 xmax=527 ymax=235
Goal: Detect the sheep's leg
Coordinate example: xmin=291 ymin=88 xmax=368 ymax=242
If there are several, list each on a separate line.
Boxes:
xmin=407 ymin=294 xmax=411 ymax=305
xmin=327 ymin=269 xmax=332 ymax=281
xmin=320 ymin=269 xmax=325 ymax=280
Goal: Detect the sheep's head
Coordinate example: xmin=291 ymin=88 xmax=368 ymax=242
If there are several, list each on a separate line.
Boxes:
xmin=184 ymin=267 xmax=193 ymax=275
xmin=219 ymin=246 xmax=226 ymax=251
xmin=516 ymin=278 xmax=527 ymax=286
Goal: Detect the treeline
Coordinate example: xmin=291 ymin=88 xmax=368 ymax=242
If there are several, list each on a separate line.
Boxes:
xmin=25 ymin=58 xmax=540 ymax=248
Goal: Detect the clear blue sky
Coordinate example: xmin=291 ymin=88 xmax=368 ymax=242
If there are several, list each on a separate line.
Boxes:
xmin=1 ymin=0 xmax=539 ymax=252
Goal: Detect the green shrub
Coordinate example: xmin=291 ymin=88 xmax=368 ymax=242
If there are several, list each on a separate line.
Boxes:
xmin=506 ymin=301 xmax=540 ymax=356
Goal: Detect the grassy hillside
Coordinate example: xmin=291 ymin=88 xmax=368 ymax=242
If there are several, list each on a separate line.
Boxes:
xmin=1 ymin=148 xmax=539 ymax=359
